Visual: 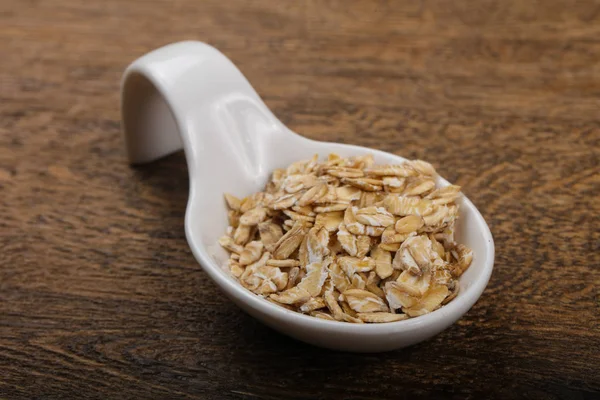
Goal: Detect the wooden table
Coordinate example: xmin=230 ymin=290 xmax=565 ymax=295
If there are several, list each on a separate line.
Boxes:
xmin=1 ymin=1 xmax=599 ymax=398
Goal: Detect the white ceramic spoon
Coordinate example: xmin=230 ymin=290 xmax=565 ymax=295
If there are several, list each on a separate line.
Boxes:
xmin=121 ymin=41 xmax=494 ymax=352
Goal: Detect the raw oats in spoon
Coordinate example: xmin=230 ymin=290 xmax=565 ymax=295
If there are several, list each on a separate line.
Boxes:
xmin=219 ymin=153 xmax=473 ymax=323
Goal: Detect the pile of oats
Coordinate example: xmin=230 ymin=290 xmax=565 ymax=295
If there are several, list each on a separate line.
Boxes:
xmin=219 ymin=154 xmax=473 ymax=323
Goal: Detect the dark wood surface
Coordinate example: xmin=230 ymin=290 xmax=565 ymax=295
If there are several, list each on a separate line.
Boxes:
xmin=1 ymin=1 xmax=599 ymax=399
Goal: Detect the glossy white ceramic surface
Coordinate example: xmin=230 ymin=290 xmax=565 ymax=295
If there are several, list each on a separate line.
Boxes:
xmin=121 ymin=41 xmax=495 ymax=352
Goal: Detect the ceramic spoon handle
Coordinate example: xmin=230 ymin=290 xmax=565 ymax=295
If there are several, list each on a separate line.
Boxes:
xmin=121 ymin=41 xmax=280 ymax=169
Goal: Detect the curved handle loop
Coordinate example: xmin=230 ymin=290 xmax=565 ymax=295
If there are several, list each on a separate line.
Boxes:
xmin=121 ymin=41 xmax=288 ymax=182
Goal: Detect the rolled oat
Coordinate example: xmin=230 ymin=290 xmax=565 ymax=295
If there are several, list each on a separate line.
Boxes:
xmin=219 ymin=154 xmax=473 ymax=323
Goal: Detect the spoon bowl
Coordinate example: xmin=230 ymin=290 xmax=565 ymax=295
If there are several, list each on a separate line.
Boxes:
xmin=121 ymin=41 xmax=494 ymax=352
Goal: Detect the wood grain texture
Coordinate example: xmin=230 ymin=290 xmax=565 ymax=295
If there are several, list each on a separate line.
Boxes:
xmin=1 ymin=0 xmax=599 ymax=399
